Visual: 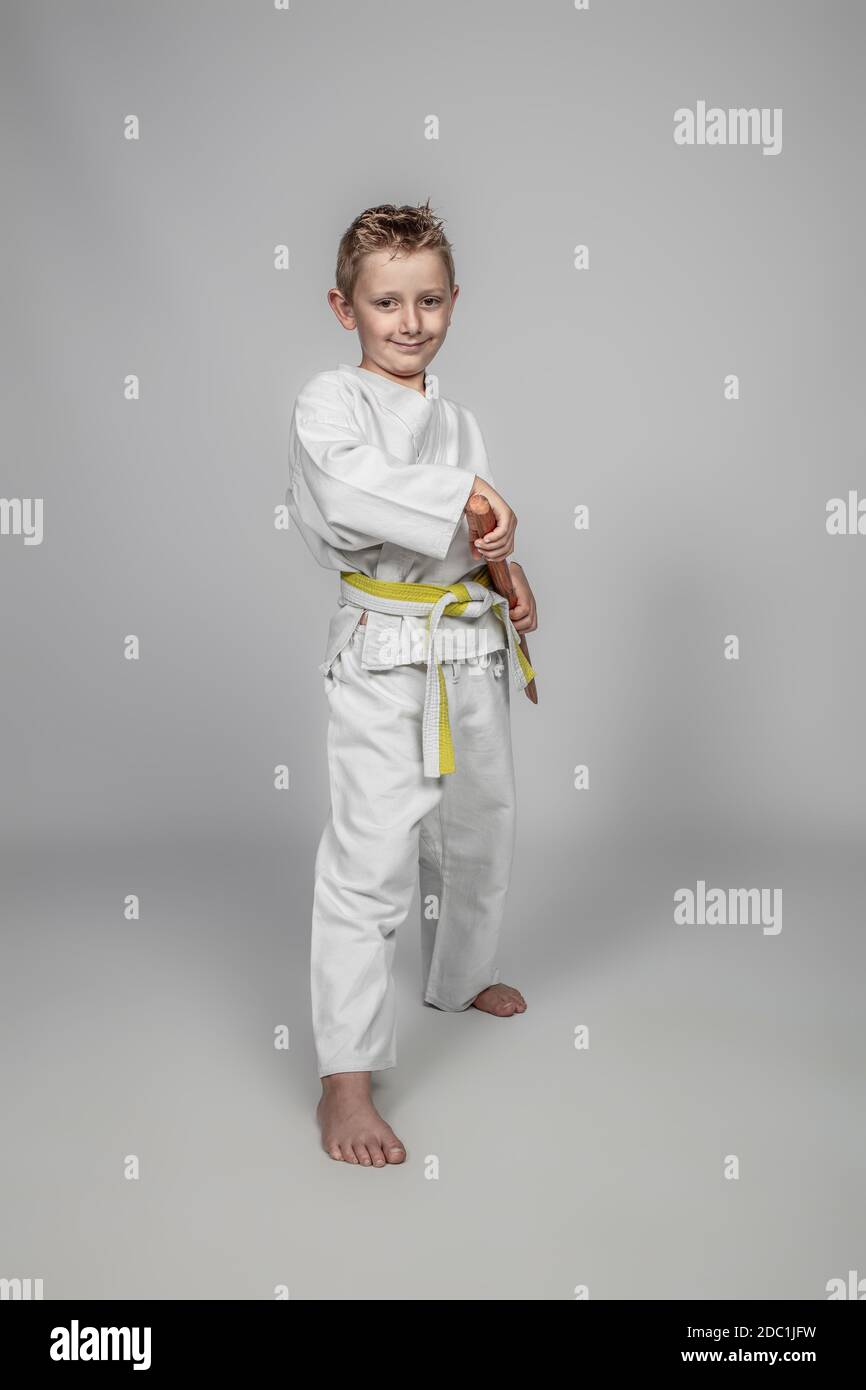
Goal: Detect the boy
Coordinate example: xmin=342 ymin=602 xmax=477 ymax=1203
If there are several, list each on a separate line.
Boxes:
xmin=286 ymin=202 xmax=538 ymax=1166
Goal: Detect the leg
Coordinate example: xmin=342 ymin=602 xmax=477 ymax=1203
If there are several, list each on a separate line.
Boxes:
xmin=419 ymin=651 xmax=518 ymax=1011
xmin=312 ymin=632 xmax=442 ymax=1076
xmin=313 ymin=634 xmax=445 ymax=1164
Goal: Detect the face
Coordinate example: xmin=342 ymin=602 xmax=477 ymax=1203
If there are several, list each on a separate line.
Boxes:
xmin=328 ymin=248 xmax=458 ymax=385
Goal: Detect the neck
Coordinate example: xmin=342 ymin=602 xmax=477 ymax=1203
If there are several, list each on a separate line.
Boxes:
xmin=357 ymin=358 xmax=427 ymax=395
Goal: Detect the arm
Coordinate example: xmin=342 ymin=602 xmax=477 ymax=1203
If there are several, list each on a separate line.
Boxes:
xmin=460 ymin=406 xmax=517 ymax=563
xmin=506 ymin=562 xmax=537 ymax=634
xmin=289 ymin=408 xmax=476 ymax=560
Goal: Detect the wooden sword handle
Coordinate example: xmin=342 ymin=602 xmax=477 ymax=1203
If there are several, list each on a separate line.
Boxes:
xmin=464 ymin=493 xmax=538 ymax=704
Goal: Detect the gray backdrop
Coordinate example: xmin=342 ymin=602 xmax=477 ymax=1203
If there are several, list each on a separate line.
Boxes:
xmin=1 ymin=0 xmax=863 ymax=1300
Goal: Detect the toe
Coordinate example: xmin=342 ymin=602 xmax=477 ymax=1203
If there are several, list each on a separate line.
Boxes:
xmin=341 ymin=1144 xmax=359 ymax=1164
xmin=383 ymin=1135 xmax=407 ymax=1163
xmin=355 ymin=1143 xmax=373 ymax=1166
xmin=326 ymin=1143 xmax=343 ymax=1161
xmin=367 ymin=1139 xmax=387 ymax=1167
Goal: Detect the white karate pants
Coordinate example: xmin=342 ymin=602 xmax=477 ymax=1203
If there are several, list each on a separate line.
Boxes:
xmin=311 ymin=625 xmax=516 ymax=1077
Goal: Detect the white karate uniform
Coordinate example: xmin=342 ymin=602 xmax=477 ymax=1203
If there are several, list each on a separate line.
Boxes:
xmin=287 ymin=363 xmax=517 ymax=1076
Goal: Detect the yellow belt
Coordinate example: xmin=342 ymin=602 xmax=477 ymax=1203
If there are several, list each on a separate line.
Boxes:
xmin=339 ymin=567 xmax=536 ymax=777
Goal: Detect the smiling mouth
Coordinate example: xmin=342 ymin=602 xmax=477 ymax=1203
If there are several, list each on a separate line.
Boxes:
xmin=390 ymin=340 xmax=428 ymax=350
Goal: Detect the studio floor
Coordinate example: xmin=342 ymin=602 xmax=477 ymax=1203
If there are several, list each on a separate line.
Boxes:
xmin=2 ymin=821 xmax=861 ymax=1300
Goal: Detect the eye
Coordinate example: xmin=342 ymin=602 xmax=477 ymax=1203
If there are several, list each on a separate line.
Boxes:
xmin=375 ymin=299 xmax=396 ymax=309
xmin=422 ymin=297 xmax=443 ymax=307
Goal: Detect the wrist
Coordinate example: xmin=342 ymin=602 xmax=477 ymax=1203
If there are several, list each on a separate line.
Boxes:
xmin=471 ymin=475 xmax=495 ymax=499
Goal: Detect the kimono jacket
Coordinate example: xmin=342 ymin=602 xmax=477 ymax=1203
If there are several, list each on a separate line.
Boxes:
xmin=286 ymin=362 xmax=508 ymax=676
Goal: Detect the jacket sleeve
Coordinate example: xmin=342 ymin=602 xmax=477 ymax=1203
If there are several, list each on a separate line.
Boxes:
xmin=288 ymin=408 xmax=476 ymax=561
xmin=459 ymin=406 xmax=497 ymax=491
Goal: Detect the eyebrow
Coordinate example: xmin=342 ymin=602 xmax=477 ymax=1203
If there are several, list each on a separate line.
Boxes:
xmin=369 ymin=288 xmax=447 ymax=296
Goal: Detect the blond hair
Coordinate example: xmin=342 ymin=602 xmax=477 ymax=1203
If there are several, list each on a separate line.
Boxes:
xmin=335 ymin=199 xmax=455 ymax=303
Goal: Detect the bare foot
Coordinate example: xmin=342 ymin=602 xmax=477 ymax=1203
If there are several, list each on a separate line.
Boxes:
xmin=471 ymin=983 xmax=527 ymax=1016
xmin=316 ymin=1072 xmax=407 ymax=1166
